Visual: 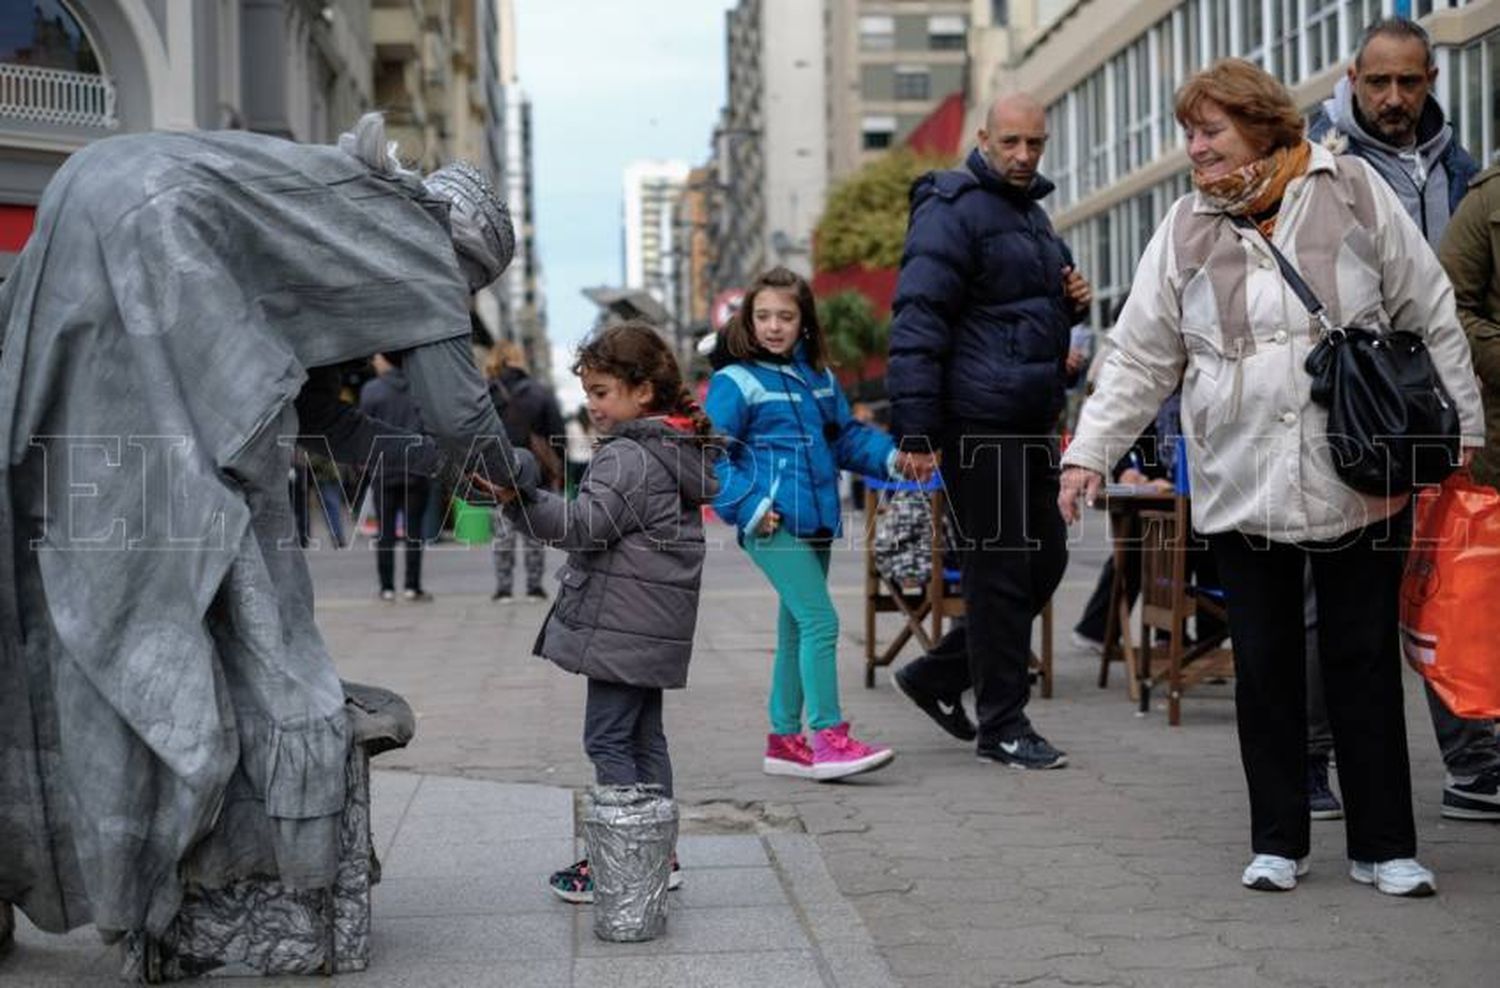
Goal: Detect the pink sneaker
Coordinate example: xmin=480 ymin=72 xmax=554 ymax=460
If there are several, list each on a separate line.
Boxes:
xmin=811 ymin=723 xmax=895 ymax=781
xmin=764 ymin=733 xmax=814 ymax=778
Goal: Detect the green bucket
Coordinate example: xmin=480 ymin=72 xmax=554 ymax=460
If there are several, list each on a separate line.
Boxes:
xmin=452 ymin=498 xmax=493 ymax=545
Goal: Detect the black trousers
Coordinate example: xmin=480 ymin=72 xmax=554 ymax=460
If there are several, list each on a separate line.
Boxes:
xmin=900 ymin=433 xmax=1068 ymax=742
xmin=583 ymin=678 xmax=673 ymax=797
xmin=1208 ymin=508 xmax=1415 ymax=862
xmin=374 ymin=478 xmax=430 ymax=593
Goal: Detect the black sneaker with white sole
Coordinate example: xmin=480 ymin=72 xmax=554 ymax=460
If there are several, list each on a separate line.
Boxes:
xmin=894 ymin=666 xmax=977 ymax=741
xmin=977 ymin=732 xmax=1068 ymax=769
xmin=1442 ymin=767 xmax=1500 ymax=821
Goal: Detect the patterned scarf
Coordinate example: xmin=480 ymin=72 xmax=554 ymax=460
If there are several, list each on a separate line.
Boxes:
xmin=1193 ymin=142 xmax=1312 ymax=237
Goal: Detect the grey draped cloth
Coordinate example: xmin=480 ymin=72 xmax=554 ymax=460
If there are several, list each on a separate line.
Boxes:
xmin=0 ymin=130 xmax=480 ymax=939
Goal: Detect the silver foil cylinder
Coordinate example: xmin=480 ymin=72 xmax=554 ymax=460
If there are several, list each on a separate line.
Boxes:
xmin=580 ymin=785 xmax=678 ymax=942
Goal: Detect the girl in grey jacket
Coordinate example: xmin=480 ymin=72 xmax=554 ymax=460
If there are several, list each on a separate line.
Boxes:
xmin=500 ymin=322 xmax=719 ymax=904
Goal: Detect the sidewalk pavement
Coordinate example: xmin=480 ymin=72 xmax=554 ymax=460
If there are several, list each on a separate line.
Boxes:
xmin=9 ymin=773 xmax=897 ymax=987
xmin=5 ymin=512 xmax=1498 ymax=986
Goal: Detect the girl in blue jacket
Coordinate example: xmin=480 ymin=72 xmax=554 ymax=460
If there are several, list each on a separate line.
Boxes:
xmin=706 ymin=267 xmax=934 ymax=781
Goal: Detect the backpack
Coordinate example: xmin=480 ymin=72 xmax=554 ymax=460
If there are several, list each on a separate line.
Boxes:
xmin=873 ymin=490 xmax=957 ymax=590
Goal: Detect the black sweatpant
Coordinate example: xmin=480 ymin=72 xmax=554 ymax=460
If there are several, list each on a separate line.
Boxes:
xmin=374 ymin=478 xmax=430 ymax=593
xmin=1208 ymin=508 xmax=1415 ymax=862
xmin=583 ymin=678 xmax=673 ymax=797
xmin=900 ymin=433 xmax=1068 ymax=743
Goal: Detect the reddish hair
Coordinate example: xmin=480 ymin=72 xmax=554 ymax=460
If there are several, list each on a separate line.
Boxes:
xmin=1175 ymin=58 xmax=1304 ymax=156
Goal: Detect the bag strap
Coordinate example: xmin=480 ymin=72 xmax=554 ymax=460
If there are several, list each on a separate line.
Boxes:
xmin=1228 ymin=215 xmax=1336 ymax=336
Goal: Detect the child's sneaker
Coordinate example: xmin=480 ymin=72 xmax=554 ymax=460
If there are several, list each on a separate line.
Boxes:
xmin=548 ymin=856 xmax=684 ymax=904
xmin=811 ymin=723 xmax=894 ymax=781
xmin=763 ymin=733 xmax=814 ymax=778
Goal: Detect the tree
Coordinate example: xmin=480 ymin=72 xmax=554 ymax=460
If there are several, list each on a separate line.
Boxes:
xmin=819 ymin=290 xmax=887 ymax=393
xmin=814 ymin=147 xmax=953 ymax=273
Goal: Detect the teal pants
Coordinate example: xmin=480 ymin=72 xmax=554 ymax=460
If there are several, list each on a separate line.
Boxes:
xmin=743 ymin=529 xmax=841 ymax=735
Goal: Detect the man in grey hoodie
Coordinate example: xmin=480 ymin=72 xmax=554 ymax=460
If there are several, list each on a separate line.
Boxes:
xmin=1310 ymin=17 xmax=1497 ymax=825
xmin=1311 ymin=17 xmax=1478 ymax=247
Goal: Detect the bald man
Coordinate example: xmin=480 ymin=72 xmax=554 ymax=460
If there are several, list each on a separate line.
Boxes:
xmin=888 ymin=92 xmax=1091 ymax=771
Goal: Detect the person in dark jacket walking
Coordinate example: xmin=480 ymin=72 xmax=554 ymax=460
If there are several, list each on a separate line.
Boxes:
xmin=888 ymin=92 xmax=1093 ymax=770
xmin=496 ymin=323 xmax=718 ymax=904
xmin=360 ymin=352 xmax=433 ymax=602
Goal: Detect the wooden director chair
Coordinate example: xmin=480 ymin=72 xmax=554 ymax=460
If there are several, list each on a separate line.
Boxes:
xmin=861 ymin=477 xmax=1052 ymax=697
xmin=1134 ymin=495 xmax=1233 ymax=725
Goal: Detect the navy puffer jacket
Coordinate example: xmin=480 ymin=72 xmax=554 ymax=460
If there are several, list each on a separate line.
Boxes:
xmin=888 ymin=148 xmax=1076 ymax=443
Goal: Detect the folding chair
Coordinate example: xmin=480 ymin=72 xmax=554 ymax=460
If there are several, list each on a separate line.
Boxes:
xmin=862 ymin=478 xmax=1052 ymax=697
xmin=1135 ymin=495 xmax=1232 ymax=725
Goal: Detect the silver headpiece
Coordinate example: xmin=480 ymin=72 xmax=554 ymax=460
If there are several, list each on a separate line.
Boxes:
xmin=423 ymin=161 xmax=516 ymax=289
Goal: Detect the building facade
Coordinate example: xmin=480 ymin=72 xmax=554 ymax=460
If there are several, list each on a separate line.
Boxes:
xmin=981 ymin=0 xmax=1500 ymax=326
xmin=622 ymin=159 xmax=692 ymax=307
xmin=0 ymin=0 xmax=373 ymax=273
xmin=712 ymin=0 xmax=830 ymax=294
xmin=826 ymin=0 xmax=971 ymax=183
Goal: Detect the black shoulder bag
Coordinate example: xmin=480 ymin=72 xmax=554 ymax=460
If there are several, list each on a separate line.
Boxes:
xmin=1229 ymin=216 xmax=1460 ymax=496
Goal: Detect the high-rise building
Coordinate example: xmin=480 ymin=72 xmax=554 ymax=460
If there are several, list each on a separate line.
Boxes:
xmin=712 ymin=0 xmax=829 ymax=294
xmin=825 ymin=0 xmax=971 ymax=184
xmin=622 ymin=159 xmax=692 ymax=307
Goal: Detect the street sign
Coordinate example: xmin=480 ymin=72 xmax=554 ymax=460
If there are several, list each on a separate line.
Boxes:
xmin=711 ymin=289 xmax=745 ymax=330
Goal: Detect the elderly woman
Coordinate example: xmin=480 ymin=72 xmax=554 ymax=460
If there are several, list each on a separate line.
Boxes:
xmin=1059 ymin=59 xmax=1483 ymax=897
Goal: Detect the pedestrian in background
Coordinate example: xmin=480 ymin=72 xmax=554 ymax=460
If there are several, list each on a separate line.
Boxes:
xmin=494 ymin=322 xmax=718 ymax=904
xmin=706 ymin=266 xmax=933 ymax=782
xmin=1312 ymin=16 xmax=1495 ymax=825
xmin=485 ymin=340 xmax=565 ymax=602
xmin=1060 ymin=59 xmax=1482 ymax=896
xmin=887 ymin=92 xmax=1092 ymax=770
xmin=360 ymin=352 xmax=433 ymax=602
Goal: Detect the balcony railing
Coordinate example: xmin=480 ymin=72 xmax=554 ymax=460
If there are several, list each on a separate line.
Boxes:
xmin=0 ymin=63 xmax=117 ymax=130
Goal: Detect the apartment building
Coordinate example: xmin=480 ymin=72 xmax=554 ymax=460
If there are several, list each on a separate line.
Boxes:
xmin=825 ymin=0 xmax=971 ymax=182
xmin=712 ymin=0 xmax=829 ymax=292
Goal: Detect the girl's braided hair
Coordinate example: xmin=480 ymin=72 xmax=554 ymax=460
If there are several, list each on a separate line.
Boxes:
xmin=571 ymin=322 xmax=716 ymax=444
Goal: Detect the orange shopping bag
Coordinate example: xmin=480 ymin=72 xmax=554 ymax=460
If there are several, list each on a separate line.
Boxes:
xmin=1399 ymin=471 xmax=1500 ymax=719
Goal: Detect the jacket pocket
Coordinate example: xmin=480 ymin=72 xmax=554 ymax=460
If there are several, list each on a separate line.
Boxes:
xmin=553 ymin=565 xmax=592 ymax=627
xmin=1180 ymin=325 xmax=1235 ymax=441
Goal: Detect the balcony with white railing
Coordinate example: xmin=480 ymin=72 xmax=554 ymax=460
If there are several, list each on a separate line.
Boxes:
xmin=0 ymin=62 xmax=117 ymax=130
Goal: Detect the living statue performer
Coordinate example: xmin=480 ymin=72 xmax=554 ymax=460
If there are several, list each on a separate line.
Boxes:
xmin=0 ymin=113 xmax=534 ymax=953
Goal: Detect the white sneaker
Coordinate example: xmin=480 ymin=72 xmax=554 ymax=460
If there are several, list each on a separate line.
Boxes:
xmin=1349 ymin=858 xmax=1436 ymax=897
xmin=1241 ymin=853 xmax=1309 ymax=891
xmin=1070 ymin=630 xmax=1104 ymax=654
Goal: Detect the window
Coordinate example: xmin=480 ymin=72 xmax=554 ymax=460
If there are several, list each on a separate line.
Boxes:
xmin=1156 ymin=16 xmax=1178 ymax=152
xmin=928 ymin=14 xmax=966 ymax=51
xmin=1208 ymin=0 xmax=1232 ymax=60
xmin=991 ymin=0 xmax=1009 ymax=27
xmin=862 ymin=115 xmax=896 ymax=150
xmin=894 ymin=66 xmax=931 ymax=101
xmin=1305 ymin=0 xmax=1341 ymax=76
xmin=1047 ymin=98 xmax=1075 ymax=207
xmin=1242 ymin=0 xmax=1266 ymax=67
xmin=1270 ymin=0 xmax=1300 ymax=82
xmin=1 ymin=0 xmax=99 ymax=72
xmin=859 ymin=15 xmax=894 ymax=52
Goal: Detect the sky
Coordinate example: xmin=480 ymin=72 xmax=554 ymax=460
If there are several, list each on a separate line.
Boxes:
xmin=515 ymin=0 xmax=739 ymax=409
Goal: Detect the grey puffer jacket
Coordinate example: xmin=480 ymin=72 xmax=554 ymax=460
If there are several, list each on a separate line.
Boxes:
xmin=511 ymin=416 xmax=719 ymax=688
